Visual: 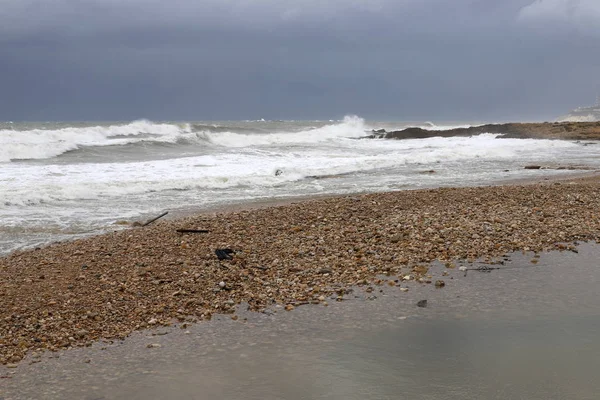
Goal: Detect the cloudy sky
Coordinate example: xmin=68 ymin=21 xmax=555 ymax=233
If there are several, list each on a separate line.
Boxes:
xmin=1 ymin=0 xmax=599 ymax=122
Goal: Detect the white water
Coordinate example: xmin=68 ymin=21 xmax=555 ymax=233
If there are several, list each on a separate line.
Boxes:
xmin=1 ymin=116 xmax=600 ymax=254
xmin=0 ymin=120 xmax=192 ymax=162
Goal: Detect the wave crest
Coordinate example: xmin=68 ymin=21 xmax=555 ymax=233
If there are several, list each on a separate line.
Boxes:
xmin=0 ymin=120 xmax=192 ymax=162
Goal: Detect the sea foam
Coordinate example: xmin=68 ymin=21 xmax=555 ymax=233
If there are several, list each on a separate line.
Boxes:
xmin=0 ymin=120 xmax=191 ymax=162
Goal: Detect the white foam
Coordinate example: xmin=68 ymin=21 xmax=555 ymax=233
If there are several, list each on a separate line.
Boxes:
xmin=199 ymin=115 xmax=367 ymax=147
xmin=0 ymin=132 xmax=586 ymax=207
xmin=557 ymin=115 xmax=599 ymax=123
xmin=0 ymin=120 xmax=191 ymax=162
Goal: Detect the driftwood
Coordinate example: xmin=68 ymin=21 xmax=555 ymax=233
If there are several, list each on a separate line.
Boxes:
xmin=176 ymin=229 xmax=210 ymax=234
xmin=142 ymin=211 xmax=168 ymax=227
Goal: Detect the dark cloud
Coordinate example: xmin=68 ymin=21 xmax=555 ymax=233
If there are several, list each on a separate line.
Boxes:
xmin=1 ymin=0 xmax=599 ymax=121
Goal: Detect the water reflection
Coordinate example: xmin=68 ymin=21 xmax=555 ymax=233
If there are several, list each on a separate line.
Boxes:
xmin=3 ymin=244 xmax=600 ymax=400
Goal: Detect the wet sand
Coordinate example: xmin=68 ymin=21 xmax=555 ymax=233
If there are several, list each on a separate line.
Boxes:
xmin=1 ymin=175 xmax=600 ymax=366
xmin=1 ymin=243 xmax=600 ymax=400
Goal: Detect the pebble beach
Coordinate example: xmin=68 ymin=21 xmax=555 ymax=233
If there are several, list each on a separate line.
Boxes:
xmin=1 ymin=176 xmax=600 ymax=365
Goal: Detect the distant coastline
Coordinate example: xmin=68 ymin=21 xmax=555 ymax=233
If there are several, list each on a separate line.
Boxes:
xmin=370 ymin=121 xmax=600 ymax=141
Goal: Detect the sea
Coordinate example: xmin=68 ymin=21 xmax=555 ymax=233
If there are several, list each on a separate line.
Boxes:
xmin=2 ymin=116 xmax=600 ymax=255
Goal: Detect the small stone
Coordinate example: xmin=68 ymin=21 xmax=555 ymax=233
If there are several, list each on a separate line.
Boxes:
xmin=6 ymin=363 xmax=18 ymax=368
xmin=147 ymin=343 xmax=162 ymax=348
xmin=417 ymin=300 xmax=428 ymax=308
xmin=400 ymin=287 xmax=409 ymax=292
xmin=435 ymin=280 xmax=445 ymax=288
xmin=148 ymin=318 xmax=158 ymax=325
xmin=318 ymin=295 xmax=326 ymax=302
xmin=285 ymin=304 xmax=295 ymax=311
xmin=218 ymin=281 xmax=226 ymax=288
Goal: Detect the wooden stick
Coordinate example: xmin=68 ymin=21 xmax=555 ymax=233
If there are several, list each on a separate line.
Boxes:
xmin=142 ymin=211 xmax=168 ymax=227
xmin=176 ymin=229 xmax=210 ymax=234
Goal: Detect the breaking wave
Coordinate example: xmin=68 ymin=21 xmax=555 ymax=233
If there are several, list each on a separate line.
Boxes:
xmin=0 ymin=116 xmax=367 ymax=162
xmin=0 ymin=120 xmax=192 ymax=162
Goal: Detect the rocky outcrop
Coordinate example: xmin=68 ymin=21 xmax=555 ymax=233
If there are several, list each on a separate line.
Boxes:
xmin=370 ymin=121 xmax=600 ymax=141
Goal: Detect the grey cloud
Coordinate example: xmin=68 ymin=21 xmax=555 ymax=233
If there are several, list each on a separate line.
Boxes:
xmin=1 ymin=0 xmax=598 ymax=122
xmin=517 ymin=0 xmax=600 ymax=35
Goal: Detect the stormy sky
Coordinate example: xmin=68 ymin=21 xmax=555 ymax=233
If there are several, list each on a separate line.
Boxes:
xmin=1 ymin=0 xmax=599 ymax=122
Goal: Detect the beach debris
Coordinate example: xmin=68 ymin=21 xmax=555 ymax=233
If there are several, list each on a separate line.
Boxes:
xmin=176 ymin=229 xmax=210 ymax=234
xmin=524 ymin=165 xmax=542 ymax=170
xmin=215 ymin=249 xmax=234 ymax=260
xmin=146 ymin=343 xmax=162 ymax=349
xmin=417 ymin=300 xmax=428 ymax=308
xmin=275 ymin=169 xmax=283 ymax=176
xmin=435 ymin=280 xmax=445 ymax=288
xmin=141 ymin=211 xmax=169 ymax=227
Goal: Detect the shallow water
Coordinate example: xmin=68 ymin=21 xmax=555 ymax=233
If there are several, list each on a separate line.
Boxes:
xmin=2 ymin=243 xmax=600 ymax=400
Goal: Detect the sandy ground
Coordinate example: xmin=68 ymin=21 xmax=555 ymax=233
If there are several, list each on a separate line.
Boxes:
xmin=1 ymin=175 xmax=599 ymax=365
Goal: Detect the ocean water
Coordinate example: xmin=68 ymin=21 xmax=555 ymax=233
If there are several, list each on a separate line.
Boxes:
xmin=1 ymin=116 xmax=600 ymax=254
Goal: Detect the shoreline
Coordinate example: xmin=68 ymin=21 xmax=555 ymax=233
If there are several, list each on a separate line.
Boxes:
xmin=373 ymin=121 xmax=600 ymax=140
xmin=159 ymin=168 xmax=600 ymax=223
xmin=2 ymin=175 xmax=600 ymax=365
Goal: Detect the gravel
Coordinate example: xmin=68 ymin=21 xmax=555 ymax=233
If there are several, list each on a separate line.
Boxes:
xmin=1 ymin=178 xmax=599 ymax=364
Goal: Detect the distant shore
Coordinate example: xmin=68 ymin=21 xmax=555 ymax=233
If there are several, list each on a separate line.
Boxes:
xmin=370 ymin=121 xmax=600 ymax=141
xmin=1 ymin=174 xmax=600 ymax=365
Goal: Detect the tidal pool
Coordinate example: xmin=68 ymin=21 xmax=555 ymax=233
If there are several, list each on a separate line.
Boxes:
xmin=2 ymin=243 xmax=599 ymax=400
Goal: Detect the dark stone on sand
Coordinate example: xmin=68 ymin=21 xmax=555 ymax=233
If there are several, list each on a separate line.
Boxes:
xmin=524 ymin=165 xmax=542 ymax=170
xmin=417 ymin=300 xmax=428 ymax=308
xmin=215 ymin=249 xmax=234 ymax=260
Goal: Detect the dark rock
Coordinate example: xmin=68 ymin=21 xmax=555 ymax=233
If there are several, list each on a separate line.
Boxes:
xmin=524 ymin=165 xmax=542 ymax=170
xmin=417 ymin=299 xmax=428 ymax=308
xmin=378 ymin=121 xmax=600 ymax=141
xmin=215 ymin=249 xmax=234 ymax=260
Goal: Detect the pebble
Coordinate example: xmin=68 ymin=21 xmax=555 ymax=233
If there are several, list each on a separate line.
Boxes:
xmin=1 ymin=178 xmax=599 ymax=364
